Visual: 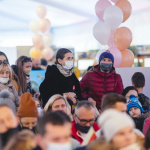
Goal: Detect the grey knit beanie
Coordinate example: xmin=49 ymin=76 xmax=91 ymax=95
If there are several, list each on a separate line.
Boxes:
xmin=0 ymin=90 xmax=16 ymax=114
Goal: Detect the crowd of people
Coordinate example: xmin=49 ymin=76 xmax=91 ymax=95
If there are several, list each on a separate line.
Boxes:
xmin=0 ymin=49 xmax=150 ymax=150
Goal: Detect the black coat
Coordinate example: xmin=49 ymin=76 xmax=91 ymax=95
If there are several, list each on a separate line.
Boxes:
xmin=39 ymin=65 xmax=83 ymax=107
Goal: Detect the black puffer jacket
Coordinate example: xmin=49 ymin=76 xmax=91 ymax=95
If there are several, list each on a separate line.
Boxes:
xmin=39 ymin=65 xmax=83 ymax=107
xmin=133 ymin=112 xmax=150 ymax=132
xmin=138 ymin=93 xmax=150 ymax=113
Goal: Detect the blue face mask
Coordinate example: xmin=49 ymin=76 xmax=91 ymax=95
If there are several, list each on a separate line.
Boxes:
xmin=76 ymin=123 xmax=90 ymax=133
xmin=100 ymin=63 xmax=112 ymax=72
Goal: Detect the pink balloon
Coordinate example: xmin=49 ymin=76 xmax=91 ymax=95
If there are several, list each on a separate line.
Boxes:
xmin=107 ymin=30 xmax=115 ymax=48
xmin=36 ymin=5 xmax=47 ymax=19
xmin=39 ymin=19 xmax=51 ymax=33
xmin=108 ymin=47 xmax=122 ymax=68
xmin=42 ymin=47 xmax=54 ymax=61
xmin=95 ymin=0 xmax=112 ymax=21
xmin=32 ymin=34 xmax=43 ymax=49
xmin=111 ymin=0 xmax=119 ymax=3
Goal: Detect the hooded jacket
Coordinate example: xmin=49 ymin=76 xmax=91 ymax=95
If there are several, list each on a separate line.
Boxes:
xmin=39 ymin=65 xmax=82 ymax=107
xmin=80 ymin=65 xmax=123 ymax=109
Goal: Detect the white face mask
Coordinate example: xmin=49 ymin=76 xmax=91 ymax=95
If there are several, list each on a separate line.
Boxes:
xmin=0 ymin=77 xmax=9 ymax=84
xmin=48 ymin=142 xmax=72 ymax=150
xmin=37 ymin=107 xmax=43 ymax=116
xmin=120 ymin=143 xmax=140 ymax=150
xmin=63 ymin=61 xmax=73 ymax=70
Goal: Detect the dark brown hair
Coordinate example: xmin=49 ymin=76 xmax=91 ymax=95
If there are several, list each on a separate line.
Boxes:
xmin=101 ymin=93 xmax=126 ymax=111
xmin=16 ymin=56 xmax=28 ymax=93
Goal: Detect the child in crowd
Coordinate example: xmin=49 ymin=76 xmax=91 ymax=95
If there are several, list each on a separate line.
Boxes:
xmin=0 ymin=63 xmax=19 ymax=110
xmin=132 ymin=72 xmax=150 ymax=112
xmin=127 ymin=94 xmax=150 ymax=131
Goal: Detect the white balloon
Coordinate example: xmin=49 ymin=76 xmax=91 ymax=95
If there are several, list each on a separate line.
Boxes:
xmin=29 ymin=21 xmax=39 ymax=33
xmin=103 ymin=6 xmax=123 ymax=30
xmin=96 ymin=49 xmax=106 ymax=64
xmin=93 ymin=22 xmax=111 ymax=45
xmin=42 ymin=34 xmax=53 ymax=47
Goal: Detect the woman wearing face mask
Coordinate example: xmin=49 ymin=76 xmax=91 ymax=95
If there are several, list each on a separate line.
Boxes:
xmin=39 ymin=48 xmax=82 ymax=108
xmin=80 ymin=50 xmax=123 ymax=110
xmin=12 ymin=56 xmax=32 ymax=94
xmin=0 ymin=63 xmax=19 ymax=110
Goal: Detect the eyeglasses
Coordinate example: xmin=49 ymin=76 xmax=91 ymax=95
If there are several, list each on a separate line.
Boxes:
xmin=0 ymin=60 xmax=9 ymax=65
xmin=75 ymin=114 xmax=95 ymax=126
xmin=22 ymin=57 xmax=32 ymax=63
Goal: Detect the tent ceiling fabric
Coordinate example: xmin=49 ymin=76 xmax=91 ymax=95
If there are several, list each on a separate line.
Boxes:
xmin=0 ymin=0 xmax=150 ymax=47
xmin=0 ymin=0 xmax=150 ymax=31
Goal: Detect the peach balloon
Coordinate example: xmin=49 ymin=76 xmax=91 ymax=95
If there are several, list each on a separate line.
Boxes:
xmin=42 ymin=47 xmax=54 ymax=61
xmin=114 ymin=27 xmax=132 ymax=51
xmin=119 ymin=49 xmax=134 ymax=67
xmin=30 ymin=49 xmax=42 ymax=59
xmin=39 ymin=19 xmax=51 ymax=33
xmin=32 ymin=34 xmax=43 ymax=49
xmin=36 ymin=5 xmax=47 ymax=19
xmin=116 ymin=0 xmax=132 ymax=23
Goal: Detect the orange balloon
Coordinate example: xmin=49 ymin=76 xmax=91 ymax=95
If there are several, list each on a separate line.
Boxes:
xmin=30 ymin=49 xmax=42 ymax=59
xmin=32 ymin=34 xmax=43 ymax=49
xmin=119 ymin=49 xmax=134 ymax=67
xmin=114 ymin=27 xmax=132 ymax=51
xmin=115 ymin=0 xmax=132 ymax=23
xmin=39 ymin=19 xmax=51 ymax=33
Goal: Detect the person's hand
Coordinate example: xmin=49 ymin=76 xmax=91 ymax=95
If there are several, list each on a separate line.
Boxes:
xmin=63 ymin=92 xmax=77 ymax=104
xmin=88 ymin=97 xmax=96 ymax=106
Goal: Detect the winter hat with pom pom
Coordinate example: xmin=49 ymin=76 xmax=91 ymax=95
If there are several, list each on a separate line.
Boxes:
xmin=0 ymin=89 xmax=16 ymax=114
xmin=97 ymin=109 xmax=135 ymax=142
xmin=17 ymin=92 xmax=39 ymax=117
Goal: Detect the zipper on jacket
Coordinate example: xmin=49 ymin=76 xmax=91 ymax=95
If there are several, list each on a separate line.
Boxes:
xmin=104 ymin=73 xmax=106 ymax=94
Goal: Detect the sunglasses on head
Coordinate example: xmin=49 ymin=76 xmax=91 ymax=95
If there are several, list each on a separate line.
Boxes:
xmin=0 ymin=60 xmax=9 ymax=65
xmin=22 ymin=57 xmax=32 ymax=63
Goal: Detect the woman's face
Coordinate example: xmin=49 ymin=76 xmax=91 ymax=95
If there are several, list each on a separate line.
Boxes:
xmin=100 ymin=58 xmax=112 ymax=64
xmin=0 ymin=66 xmax=10 ymax=78
xmin=125 ymin=90 xmax=138 ymax=100
xmin=112 ymin=126 xmax=136 ymax=149
xmin=0 ymin=55 xmax=6 ymax=62
xmin=58 ymin=52 xmax=73 ymax=65
xmin=23 ymin=62 xmax=32 ymax=70
xmin=52 ymin=99 xmax=67 ymax=114
xmin=35 ymin=100 xmax=41 ymax=108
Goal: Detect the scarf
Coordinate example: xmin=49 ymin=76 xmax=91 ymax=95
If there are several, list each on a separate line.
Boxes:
xmin=120 ymin=143 xmax=141 ymax=150
xmin=56 ymin=64 xmax=73 ymax=77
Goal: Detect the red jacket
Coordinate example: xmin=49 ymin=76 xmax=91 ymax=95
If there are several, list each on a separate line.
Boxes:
xmin=80 ymin=65 xmax=123 ymax=109
xmin=143 ymin=117 xmax=150 ymax=135
xmin=72 ymin=120 xmax=100 ymax=144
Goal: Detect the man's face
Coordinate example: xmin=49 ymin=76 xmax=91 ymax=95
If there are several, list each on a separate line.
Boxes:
xmin=75 ymin=107 xmax=95 ymax=128
xmin=114 ymin=102 xmax=127 ymax=114
xmin=20 ymin=117 xmax=38 ymax=130
xmin=33 ymin=59 xmax=41 ymax=68
xmin=39 ymin=123 xmax=71 ymax=150
xmin=0 ymin=106 xmax=18 ymax=133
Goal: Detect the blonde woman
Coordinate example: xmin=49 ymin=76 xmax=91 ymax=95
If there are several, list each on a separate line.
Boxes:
xmin=0 ymin=63 xmax=19 ymax=109
xmin=44 ymin=94 xmax=73 ymax=120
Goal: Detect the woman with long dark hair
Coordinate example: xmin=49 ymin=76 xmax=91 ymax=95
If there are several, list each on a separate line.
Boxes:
xmin=39 ymin=48 xmax=82 ymax=108
xmin=12 ymin=56 xmax=32 ymax=94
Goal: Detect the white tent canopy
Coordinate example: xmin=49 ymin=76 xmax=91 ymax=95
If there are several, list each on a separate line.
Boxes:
xmin=0 ymin=0 xmax=150 ymax=51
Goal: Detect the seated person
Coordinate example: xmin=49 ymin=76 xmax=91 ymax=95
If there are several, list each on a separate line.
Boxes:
xmin=127 ymin=95 xmax=148 ymax=131
xmin=132 ymin=72 xmax=150 ymax=112
xmin=72 ymin=101 xmax=100 ymax=144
